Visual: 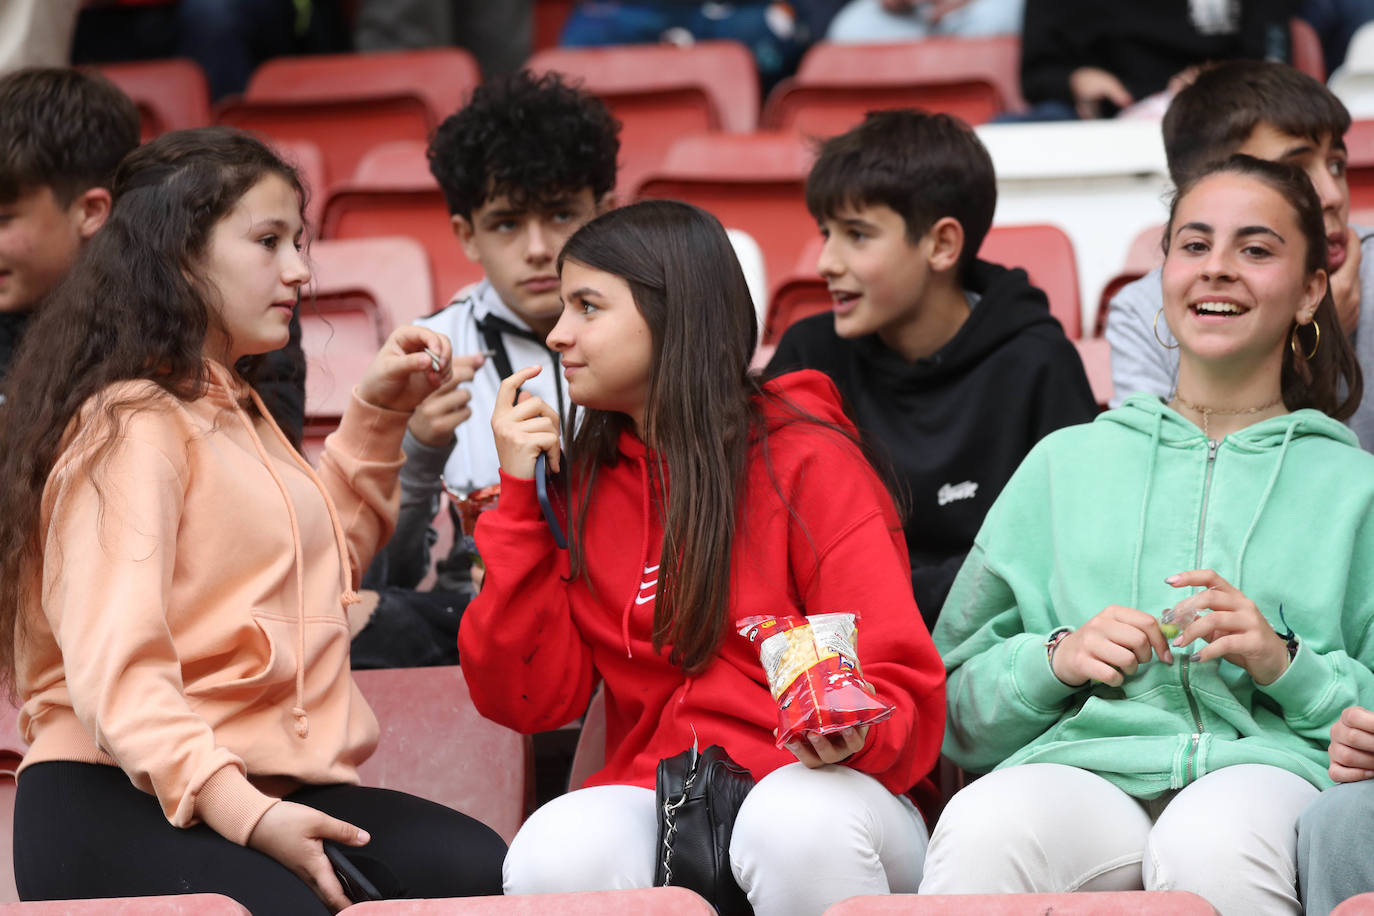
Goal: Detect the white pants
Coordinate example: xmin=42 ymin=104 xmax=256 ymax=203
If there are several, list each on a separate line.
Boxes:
xmin=503 ymin=762 xmax=929 ymax=916
xmin=919 ymin=763 xmax=1317 ymax=916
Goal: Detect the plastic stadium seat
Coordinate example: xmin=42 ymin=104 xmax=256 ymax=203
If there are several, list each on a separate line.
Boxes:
xmin=94 ymin=59 xmax=211 ymax=141
xmin=343 ymin=887 xmax=717 ymax=914
xmin=0 ymin=896 xmax=250 ymax=914
xmin=216 ymin=49 xmax=481 ymax=188
xmin=566 ymin=688 xmax=607 ymax=792
xmin=821 ymin=891 xmax=1219 ymax=914
xmin=320 ymin=141 xmax=480 ymax=312
xmin=301 ymin=237 xmax=434 ymax=422
xmin=534 ymin=0 xmax=576 ymax=52
xmin=528 ymin=42 xmax=760 ymax=193
xmin=352 ymin=666 xmax=531 ymax=845
xmin=635 ymin=131 xmax=815 ymax=298
xmin=1347 ymin=119 xmax=1374 ymax=210
xmin=1291 ymin=16 xmax=1327 ymax=82
xmin=1333 ymin=892 xmax=1374 ymax=914
xmin=762 ymin=36 xmax=1025 ymax=136
xmin=0 ymin=691 xmax=22 ymax=904
xmin=978 ymin=224 xmax=1082 ymax=338
xmin=1096 ymin=223 xmax=1165 ymax=333
xmin=269 ymin=138 xmax=327 ymax=234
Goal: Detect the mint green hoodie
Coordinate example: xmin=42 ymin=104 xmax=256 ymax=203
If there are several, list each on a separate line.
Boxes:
xmin=934 ymin=394 xmax=1374 ymax=797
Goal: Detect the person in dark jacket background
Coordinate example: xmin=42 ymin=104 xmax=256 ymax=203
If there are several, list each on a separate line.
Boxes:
xmin=767 ymin=110 xmax=1098 ymax=626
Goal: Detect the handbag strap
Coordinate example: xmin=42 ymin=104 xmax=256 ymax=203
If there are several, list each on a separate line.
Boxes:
xmin=659 ymin=758 xmax=701 ymax=886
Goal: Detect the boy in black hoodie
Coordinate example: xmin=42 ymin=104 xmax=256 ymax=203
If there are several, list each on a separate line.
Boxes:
xmin=767 ymin=109 xmax=1097 ymax=627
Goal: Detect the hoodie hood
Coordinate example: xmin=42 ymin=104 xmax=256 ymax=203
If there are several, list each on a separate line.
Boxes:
xmin=1105 ymin=392 xmax=1360 ymax=450
xmin=852 ymin=259 xmax=1065 ymax=384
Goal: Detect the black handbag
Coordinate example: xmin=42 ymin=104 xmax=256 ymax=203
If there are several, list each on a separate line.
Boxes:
xmin=653 ymin=742 xmax=756 ymax=916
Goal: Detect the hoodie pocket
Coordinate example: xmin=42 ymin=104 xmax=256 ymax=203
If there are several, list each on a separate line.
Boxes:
xmin=182 ymin=613 xmax=299 ymax=698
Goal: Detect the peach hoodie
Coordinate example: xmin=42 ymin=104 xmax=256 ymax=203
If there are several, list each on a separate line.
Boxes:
xmin=16 ymin=360 xmax=408 ymax=845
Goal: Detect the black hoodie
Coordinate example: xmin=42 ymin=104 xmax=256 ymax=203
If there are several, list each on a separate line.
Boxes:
xmin=766 ymin=259 xmax=1098 ymax=627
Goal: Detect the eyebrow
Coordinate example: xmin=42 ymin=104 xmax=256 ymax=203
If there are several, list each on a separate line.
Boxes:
xmin=251 ymin=217 xmax=298 ymax=234
xmin=1175 ymin=221 xmax=1285 ymax=243
xmin=566 ymin=286 xmax=602 ymax=301
xmin=837 ymin=216 xmax=879 ymax=231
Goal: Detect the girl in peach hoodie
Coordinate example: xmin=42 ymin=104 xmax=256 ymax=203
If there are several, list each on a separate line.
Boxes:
xmin=0 ymin=128 xmax=505 ymax=913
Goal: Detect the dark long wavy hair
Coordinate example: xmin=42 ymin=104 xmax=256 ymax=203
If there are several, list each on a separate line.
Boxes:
xmin=557 ymin=201 xmax=764 ymax=673
xmin=0 ymin=127 xmax=305 ymax=692
xmin=1164 ymin=154 xmax=1362 ymax=419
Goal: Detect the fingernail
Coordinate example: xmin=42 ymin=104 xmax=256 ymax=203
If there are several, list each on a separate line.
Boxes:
xmin=1160 ymin=609 xmax=1175 ymax=624
xmin=1162 ymin=650 xmax=1173 ymax=664
xmin=1190 ymin=653 xmax=1202 ymax=663
xmin=356 ymin=829 xmax=371 ymax=844
xmin=1166 ymin=575 xmax=1181 ymax=585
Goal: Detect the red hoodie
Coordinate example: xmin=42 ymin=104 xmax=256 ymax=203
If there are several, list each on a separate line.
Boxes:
xmin=458 ymin=370 xmax=946 ymax=795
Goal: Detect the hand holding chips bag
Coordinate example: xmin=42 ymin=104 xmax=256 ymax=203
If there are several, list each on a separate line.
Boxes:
xmin=738 ymin=613 xmax=894 ymax=748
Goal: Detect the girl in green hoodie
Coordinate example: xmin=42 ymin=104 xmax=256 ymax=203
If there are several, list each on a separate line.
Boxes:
xmin=920 ymin=154 xmax=1374 ymax=915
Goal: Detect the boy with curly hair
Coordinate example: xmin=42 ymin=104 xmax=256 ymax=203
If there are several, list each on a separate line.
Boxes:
xmin=353 ymin=70 xmax=619 ymax=667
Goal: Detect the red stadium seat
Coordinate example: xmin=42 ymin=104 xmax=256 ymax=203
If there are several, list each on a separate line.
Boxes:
xmin=978 ymin=224 xmax=1082 ymax=338
xmin=320 ymin=141 xmax=480 ymax=311
xmin=1333 ymin=892 xmax=1374 ymax=914
xmin=528 ymin=42 xmax=760 ymax=193
xmin=269 ymin=138 xmax=327 ymax=234
xmin=301 ymin=237 xmax=434 ymax=422
xmin=352 ymin=666 xmax=532 ymax=845
xmin=1096 ymin=223 xmax=1165 ymax=334
xmin=216 ymin=49 xmax=481 ymax=188
xmin=534 ymin=0 xmax=576 ymax=52
xmin=0 ymin=896 xmax=250 ymax=914
xmin=94 ymin=59 xmax=211 ymax=141
xmin=1347 ymin=119 xmax=1374 ymax=212
xmin=821 ymin=891 xmax=1219 ymax=914
xmin=566 ymin=687 xmax=607 ymax=792
xmin=762 ymin=36 xmax=1025 ymax=136
xmin=343 ymin=887 xmax=717 ymax=914
xmin=635 ymin=131 xmax=815 ymax=297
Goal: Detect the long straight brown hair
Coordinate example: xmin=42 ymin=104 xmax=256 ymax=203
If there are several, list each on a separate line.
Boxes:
xmin=557 ymin=201 xmax=762 ymax=673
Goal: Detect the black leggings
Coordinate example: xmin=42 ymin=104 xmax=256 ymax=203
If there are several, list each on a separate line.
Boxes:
xmin=14 ymin=762 xmax=506 ymax=915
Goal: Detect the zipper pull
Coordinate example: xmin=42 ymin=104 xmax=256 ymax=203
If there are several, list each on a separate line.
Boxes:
xmin=1208 ymin=439 xmax=1219 ymax=461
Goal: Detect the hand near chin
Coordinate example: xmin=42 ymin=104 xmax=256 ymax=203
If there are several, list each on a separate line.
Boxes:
xmin=1331 ymin=226 xmax=1362 ymax=335
xmin=356 ymin=326 xmax=453 ymax=413
xmin=491 ymin=365 xmax=562 ymax=479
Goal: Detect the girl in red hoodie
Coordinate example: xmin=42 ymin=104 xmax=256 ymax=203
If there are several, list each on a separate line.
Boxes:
xmin=457 ymin=200 xmax=947 ymax=915
xmin=0 ymin=128 xmax=505 ymax=913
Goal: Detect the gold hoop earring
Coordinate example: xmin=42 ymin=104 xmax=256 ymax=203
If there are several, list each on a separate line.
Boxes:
xmin=1291 ymin=320 xmax=1320 ymax=361
xmin=1153 ymin=307 xmax=1179 ymax=350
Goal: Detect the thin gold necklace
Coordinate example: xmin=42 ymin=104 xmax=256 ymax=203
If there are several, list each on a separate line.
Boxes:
xmin=1172 ymin=392 xmax=1283 ymax=439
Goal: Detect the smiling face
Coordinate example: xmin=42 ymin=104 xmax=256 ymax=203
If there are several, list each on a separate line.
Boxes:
xmin=454 ymin=189 xmax=606 ymax=337
xmin=816 ymin=202 xmax=934 ymax=342
xmin=547 ymin=259 xmax=655 ymax=430
xmin=1162 ymin=172 xmax=1325 ymax=379
xmin=199 ymin=173 xmax=309 ymax=366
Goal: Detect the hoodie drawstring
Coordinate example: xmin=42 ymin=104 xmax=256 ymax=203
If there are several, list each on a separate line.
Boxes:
xmin=1128 ymin=411 xmax=1164 ymax=610
xmin=621 ymin=456 xmax=653 ymax=659
xmin=1233 ymin=421 xmax=1298 ymax=592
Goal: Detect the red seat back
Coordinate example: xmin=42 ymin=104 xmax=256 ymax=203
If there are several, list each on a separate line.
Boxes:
xmin=528 ymin=42 xmax=759 ymax=193
xmin=320 ymin=141 xmax=480 ymax=311
xmin=1291 ymin=17 xmax=1326 ymax=82
xmin=352 ymin=666 xmax=531 ymax=845
xmin=1347 ymin=119 xmax=1374 ymax=212
xmin=635 ymin=131 xmax=815 ymax=297
xmin=344 ymin=887 xmax=717 ymax=914
xmin=1333 ymin=892 xmax=1374 ymax=914
xmin=978 ymin=224 xmax=1082 ymax=338
xmin=268 ymin=138 xmax=327 ymax=234
xmin=94 ymin=59 xmax=211 ymax=141
xmin=763 ymin=36 xmax=1024 ymax=134
xmin=217 ymin=49 xmax=480 ymax=187
xmin=301 ymin=237 xmax=434 ymax=423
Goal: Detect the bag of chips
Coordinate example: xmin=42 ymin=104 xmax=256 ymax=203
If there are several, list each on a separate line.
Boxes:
xmin=738 ymin=613 xmax=894 ymax=748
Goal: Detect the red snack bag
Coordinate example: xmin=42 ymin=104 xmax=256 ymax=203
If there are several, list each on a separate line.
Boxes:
xmin=738 ymin=613 xmax=894 ymax=748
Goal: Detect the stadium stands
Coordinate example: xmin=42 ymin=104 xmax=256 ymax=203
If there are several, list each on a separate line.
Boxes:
xmin=352 ymin=666 xmax=532 ymax=846
xmin=762 ymin=36 xmax=1025 ymax=135
xmin=216 ymin=49 xmax=481 ymax=187
xmin=320 ymin=140 xmax=477 ymax=312
xmin=269 ymin=137 xmax=327 ymax=233
xmin=1291 ymin=17 xmax=1328 ymax=82
xmin=528 ymin=41 xmax=760 ymax=194
xmin=94 ymin=59 xmax=211 ymax=141
xmin=300 ymin=237 xmax=434 ymax=424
